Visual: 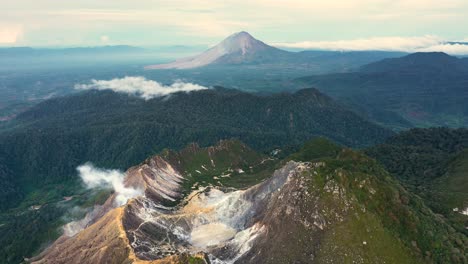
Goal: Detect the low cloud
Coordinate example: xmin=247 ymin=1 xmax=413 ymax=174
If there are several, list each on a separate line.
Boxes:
xmin=77 ymin=163 xmax=142 ymax=206
xmin=273 ymin=36 xmax=468 ymax=55
xmin=75 ymin=76 xmax=209 ymax=100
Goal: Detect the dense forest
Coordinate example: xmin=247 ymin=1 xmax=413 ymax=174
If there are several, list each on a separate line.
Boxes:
xmin=0 ymin=87 xmax=392 ymax=210
xmin=299 ymin=53 xmax=468 ymax=129
xmin=366 ymin=127 xmax=468 ymax=232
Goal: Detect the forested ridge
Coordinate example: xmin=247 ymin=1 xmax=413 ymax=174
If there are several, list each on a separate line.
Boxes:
xmin=0 ymin=87 xmax=393 ymax=209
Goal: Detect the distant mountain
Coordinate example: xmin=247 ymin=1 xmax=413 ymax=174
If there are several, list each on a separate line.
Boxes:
xmin=361 ymin=52 xmax=468 ymax=73
xmin=146 ymin=32 xmax=405 ymax=70
xmin=0 ymin=45 xmax=145 ymax=57
xmin=146 ymin=31 xmax=290 ymax=69
xmin=298 ymin=52 xmax=468 ymax=128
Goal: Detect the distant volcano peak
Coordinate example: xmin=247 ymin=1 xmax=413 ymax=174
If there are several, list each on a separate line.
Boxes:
xmin=145 ymin=31 xmax=286 ymax=69
xmin=218 ymin=31 xmax=269 ymax=55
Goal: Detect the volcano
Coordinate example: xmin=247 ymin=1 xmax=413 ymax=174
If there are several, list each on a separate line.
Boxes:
xmin=145 ymin=31 xmax=291 ymax=69
xmin=29 ymin=139 xmax=467 ymax=264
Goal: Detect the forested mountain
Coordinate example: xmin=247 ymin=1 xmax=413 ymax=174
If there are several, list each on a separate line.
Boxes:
xmin=2 ymin=80 xmax=467 ymax=264
xmin=361 ymin=52 xmax=468 ymax=74
xmin=0 ymin=87 xmax=392 ymax=210
xmin=298 ymin=52 xmax=468 ymax=129
xmin=366 ymin=128 xmax=468 ymax=232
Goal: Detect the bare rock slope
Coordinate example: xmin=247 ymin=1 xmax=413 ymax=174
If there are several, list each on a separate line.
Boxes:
xmin=32 ymin=140 xmax=467 ymax=264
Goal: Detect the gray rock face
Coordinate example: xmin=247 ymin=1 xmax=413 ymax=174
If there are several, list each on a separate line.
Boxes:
xmin=122 ymin=161 xmax=310 ymax=263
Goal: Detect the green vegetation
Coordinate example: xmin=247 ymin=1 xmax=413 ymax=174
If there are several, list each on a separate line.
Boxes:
xmin=293 ymin=139 xmax=467 ymax=263
xmin=289 ymin=137 xmax=342 ymax=161
xmin=431 ymin=149 xmax=468 ymax=210
xmin=162 ymin=140 xmax=279 ymax=192
xmin=0 ymin=88 xmax=392 ymax=210
xmin=317 ymin=212 xmax=421 ymax=264
xmin=430 ymin=149 xmax=468 ymax=232
xmin=0 ymin=203 xmax=65 ymax=263
xmin=0 ymin=178 xmax=115 ymax=264
xmin=188 ymin=256 xmax=208 ymax=264
xmin=366 ymin=127 xmax=468 ymax=230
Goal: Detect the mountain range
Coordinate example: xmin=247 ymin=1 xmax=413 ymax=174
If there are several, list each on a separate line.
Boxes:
xmin=146 ymin=31 xmax=290 ymax=69
xmin=299 ymin=52 xmax=468 ymax=128
xmin=145 ymin=31 xmax=405 ymax=70
xmin=0 ymin=87 xmax=392 ymax=208
xmin=367 ymin=128 xmax=468 ymax=220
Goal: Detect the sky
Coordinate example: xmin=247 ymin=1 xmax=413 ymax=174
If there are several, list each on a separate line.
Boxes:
xmin=1 ymin=0 xmax=468 ymax=52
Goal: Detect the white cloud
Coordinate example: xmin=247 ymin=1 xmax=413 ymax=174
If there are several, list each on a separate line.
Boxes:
xmin=100 ymin=35 xmax=110 ymax=43
xmin=2 ymin=1 xmax=468 ymax=46
xmin=418 ymin=43 xmax=468 ymax=55
xmin=75 ymin=76 xmax=209 ymax=100
xmin=77 ymin=163 xmax=142 ymax=206
xmin=0 ymin=25 xmax=22 ymax=44
xmin=273 ymin=36 xmax=468 ymax=55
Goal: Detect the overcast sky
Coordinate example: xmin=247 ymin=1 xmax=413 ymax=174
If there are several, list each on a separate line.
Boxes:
xmin=1 ymin=0 xmax=468 ymax=52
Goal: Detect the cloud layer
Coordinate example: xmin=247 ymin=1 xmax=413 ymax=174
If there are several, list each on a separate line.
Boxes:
xmin=273 ymin=36 xmax=468 ymax=55
xmin=3 ymin=0 xmax=468 ymax=46
xmin=77 ymin=163 xmax=142 ymax=206
xmin=75 ymin=76 xmax=209 ymax=100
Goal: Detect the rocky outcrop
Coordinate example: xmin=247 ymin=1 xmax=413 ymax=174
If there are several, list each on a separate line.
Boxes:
xmin=31 ymin=208 xmax=132 ymax=264
xmin=31 ymin=152 xmax=309 ymax=264
xmin=33 ymin=140 xmax=465 ymax=264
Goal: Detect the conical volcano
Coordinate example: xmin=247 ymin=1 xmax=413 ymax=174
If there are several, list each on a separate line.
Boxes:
xmin=145 ymin=31 xmax=290 ymax=69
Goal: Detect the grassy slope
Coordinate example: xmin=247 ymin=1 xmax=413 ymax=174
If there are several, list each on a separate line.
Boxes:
xmin=431 ymin=149 xmax=468 ymax=211
xmin=291 ymin=138 xmax=467 ymax=263
xmin=430 ymin=149 xmax=468 ymax=233
xmin=366 ymin=128 xmax=468 ymax=236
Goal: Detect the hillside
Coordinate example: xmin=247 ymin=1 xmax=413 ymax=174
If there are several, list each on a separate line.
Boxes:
xmin=361 ymin=52 xmax=468 ymax=74
xmin=298 ymin=52 xmax=468 ymax=129
xmin=366 ymin=128 xmax=468 ymax=232
xmin=0 ymin=87 xmax=392 ymax=209
xmin=30 ymin=139 xmax=467 ymax=264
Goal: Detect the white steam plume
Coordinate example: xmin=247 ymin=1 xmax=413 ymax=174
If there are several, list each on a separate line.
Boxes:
xmin=62 ymin=205 xmax=104 ymax=237
xmin=77 ymin=163 xmax=142 ymax=206
xmin=74 ymin=76 xmax=208 ymax=100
